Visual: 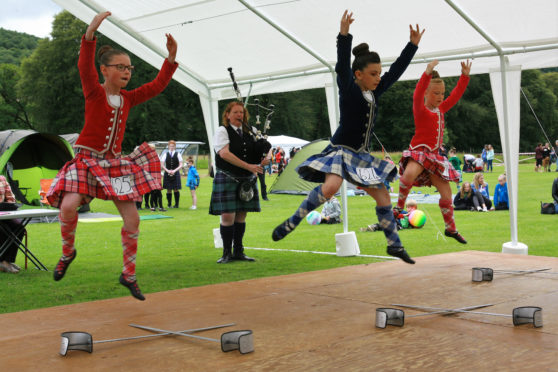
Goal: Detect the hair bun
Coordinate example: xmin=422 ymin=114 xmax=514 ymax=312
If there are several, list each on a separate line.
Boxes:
xmin=352 ymin=43 xmax=371 ymax=58
xmin=431 ymin=70 xmax=441 ymax=79
xmin=97 ymin=45 xmax=113 ymax=61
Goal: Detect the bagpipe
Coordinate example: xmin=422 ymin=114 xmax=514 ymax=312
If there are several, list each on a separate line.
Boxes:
xmin=228 ymin=67 xmax=272 ymax=163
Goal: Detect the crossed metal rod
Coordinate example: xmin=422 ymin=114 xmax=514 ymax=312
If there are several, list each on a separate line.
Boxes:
xmin=391 ymin=303 xmax=511 ymax=318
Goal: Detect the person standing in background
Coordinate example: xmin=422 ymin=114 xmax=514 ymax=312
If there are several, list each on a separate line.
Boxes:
xmin=161 ymin=140 xmax=183 ymax=208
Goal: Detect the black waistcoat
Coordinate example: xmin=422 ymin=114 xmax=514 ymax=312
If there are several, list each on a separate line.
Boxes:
xmin=165 ymin=151 xmax=179 ymax=172
xmin=215 ymin=125 xmax=257 ymax=177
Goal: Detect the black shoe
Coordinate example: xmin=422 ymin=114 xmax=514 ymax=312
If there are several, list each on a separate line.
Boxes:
xmin=262 ymin=196 xmax=269 ymax=201
xmin=387 ymin=246 xmax=415 ymax=264
xmin=173 ymin=205 xmax=179 ymax=208
xmin=233 ymin=248 xmax=256 ymax=262
xmin=159 ymin=207 xmax=167 ymax=212
xmin=119 ymin=274 xmax=145 ymax=301
xmin=445 ymin=229 xmax=467 ymax=244
xmin=53 ymin=250 xmax=77 ymax=281
xmin=217 ymin=252 xmax=233 ymax=264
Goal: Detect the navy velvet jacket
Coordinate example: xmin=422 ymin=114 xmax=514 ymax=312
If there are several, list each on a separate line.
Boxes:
xmin=331 ymin=33 xmax=418 ymax=152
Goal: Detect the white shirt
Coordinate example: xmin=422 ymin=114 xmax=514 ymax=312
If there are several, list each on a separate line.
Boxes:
xmin=213 ymin=124 xmax=254 ymax=153
xmin=160 ymin=151 xmax=183 ymax=166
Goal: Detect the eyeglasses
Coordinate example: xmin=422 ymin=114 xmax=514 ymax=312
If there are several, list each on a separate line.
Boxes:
xmin=105 ymin=64 xmax=135 ymax=72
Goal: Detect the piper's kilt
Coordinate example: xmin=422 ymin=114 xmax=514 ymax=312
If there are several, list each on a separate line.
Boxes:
xmin=163 ymin=172 xmax=182 ymax=190
xmin=399 ymin=147 xmax=461 ymax=187
xmin=209 ymin=171 xmax=260 ymax=215
xmin=46 ymin=142 xmax=162 ymax=208
xmin=296 ymin=144 xmax=398 ymax=189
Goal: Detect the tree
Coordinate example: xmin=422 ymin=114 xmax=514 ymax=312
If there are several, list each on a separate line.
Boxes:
xmin=0 ymin=64 xmax=34 ymax=130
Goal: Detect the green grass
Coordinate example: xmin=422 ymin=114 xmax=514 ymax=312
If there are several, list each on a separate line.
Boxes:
xmin=1 ymin=162 xmax=556 ymax=314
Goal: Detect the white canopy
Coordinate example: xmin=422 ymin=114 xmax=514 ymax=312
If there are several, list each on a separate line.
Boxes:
xmin=54 ymin=0 xmax=558 ymax=253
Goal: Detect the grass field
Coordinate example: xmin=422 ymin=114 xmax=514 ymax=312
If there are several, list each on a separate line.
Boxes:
xmin=1 ymin=159 xmax=556 ymax=314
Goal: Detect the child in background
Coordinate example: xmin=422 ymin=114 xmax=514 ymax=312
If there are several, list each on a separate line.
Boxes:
xmin=472 ymin=172 xmax=492 ymax=211
xmin=448 ymin=148 xmax=462 ymax=190
xmin=47 ymin=11 xmax=178 ymax=300
xmin=186 ymin=157 xmax=200 ymax=210
xmin=361 ymin=199 xmax=418 ymax=232
xmin=493 ymin=174 xmax=509 ymax=210
xmin=473 ymin=154 xmax=484 ymax=172
xmin=320 ymin=196 xmax=342 ymax=224
xmin=453 ymin=182 xmax=475 ymax=210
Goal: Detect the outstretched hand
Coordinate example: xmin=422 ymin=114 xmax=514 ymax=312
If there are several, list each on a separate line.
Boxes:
xmin=165 ymin=33 xmax=177 ymax=64
xmin=85 ymin=11 xmax=111 ymax=41
xmin=461 ymin=59 xmax=472 ymax=76
xmin=340 ymin=10 xmax=354 ymax=36
xmin=409 ymin=24 xmax=425 ymax=46
xmin=426 ymin=60 xmax=439 ymax=75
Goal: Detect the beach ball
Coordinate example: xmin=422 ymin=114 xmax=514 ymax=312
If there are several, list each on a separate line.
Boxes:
xmin=408 ymin=210 xmax=427 ymax=228
xmin=306 ymin=211 xmax=321 ymax=225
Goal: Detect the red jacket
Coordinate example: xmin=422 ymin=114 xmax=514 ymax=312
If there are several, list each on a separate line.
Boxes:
xmin=409 ymin=72 xmax=469 ymax=151
xmin=75 ymin=35 xmax=178 ymax=156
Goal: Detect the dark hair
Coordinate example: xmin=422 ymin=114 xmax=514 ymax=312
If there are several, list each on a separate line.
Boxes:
xmin=430 ymin=70 xmax=444 ymax=84
xmin=351 ymin=43 xmax=381 ymax=73
xmin=97 ymin=45 xmax=129 ymax=65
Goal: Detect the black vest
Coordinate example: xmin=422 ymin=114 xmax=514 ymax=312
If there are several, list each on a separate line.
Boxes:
xmin=215 ymin=125 xmax=258 ymax=177
xmin=165 ymin=151 xmax=179 ymax=172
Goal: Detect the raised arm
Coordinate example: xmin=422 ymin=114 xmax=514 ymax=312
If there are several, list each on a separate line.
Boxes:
xmin=439 ymin=60 xmax=471 ymax=113
xmin=85 ymin=11 xmax=111 ymax=41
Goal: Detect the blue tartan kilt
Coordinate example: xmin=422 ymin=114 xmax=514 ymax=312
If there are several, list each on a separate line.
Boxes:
xmin=163 ymin=172 xmax=182 ymax=190
xmin=209 ymin=171 xmax=260 ymax=215
xmin=296 ymin=144 xmax=398 ymax=188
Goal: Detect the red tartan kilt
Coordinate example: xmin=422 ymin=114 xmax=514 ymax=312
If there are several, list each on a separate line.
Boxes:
xmin=399 ymin=147 xmax=460 ymax=187
xmin=46 ymin=142 xmax=162 ymax=208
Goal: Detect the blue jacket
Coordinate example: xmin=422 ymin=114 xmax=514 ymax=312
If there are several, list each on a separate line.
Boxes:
xmin=472 ymin=183 xmax=490 ymax=199
xmin=493 ymin=182 xmax=509 ymax=207
xmin=186 ymin=165 xmax=200 ymax=188
xmin=330 ymin=33 xmax=417 ymax=152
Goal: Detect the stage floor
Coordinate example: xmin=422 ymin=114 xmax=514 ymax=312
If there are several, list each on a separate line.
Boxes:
xmin=2 ymin=250 xmax=558 ymax=371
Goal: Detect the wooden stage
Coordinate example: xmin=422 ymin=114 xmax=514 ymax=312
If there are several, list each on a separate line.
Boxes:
xmin=2 ymin=250 xmax=558 ymax=371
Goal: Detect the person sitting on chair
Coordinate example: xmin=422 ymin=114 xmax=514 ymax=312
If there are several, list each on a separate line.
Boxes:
xmin=0 ymin=175 xmax=24 ymax=273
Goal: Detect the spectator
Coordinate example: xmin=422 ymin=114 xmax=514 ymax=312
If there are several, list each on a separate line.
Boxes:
xmin=542 ymin=143 xmax=551 ymax=172
xmin=473 ymin=154 xmax=484 ymax=172
xmin=185 ymin=157 xmax=200 ymax=209
xmin=472 ymin=172 xmax=492 ymax=211
xmin=0 ymin=175 xmax=23 ymax=273
xmin=320 ymin=196 xmax=342 ymax=224
xmin=554 ymin=140 xmax=558 ymax=172
xmin=448 ymin=148 xmax=462 ymax=189
xmin=481 ymin=145 xmax=488 ymax=171
xmin=535 ymin=143 xmax=543 ymax=172
xmin=463 ymin=153 xmax=475 ymax=173
xmin=493 ymin=174 xmax=509 ymax=210
xmin=161 ymin=140 xmax=183 ymax=208
xmin=453 ymin=181 xmax=475 ymax=211
xmin=486 ymin=144 xmax=494 ymax=172
xmin=553 ymin=177 xmax=558 ymax=213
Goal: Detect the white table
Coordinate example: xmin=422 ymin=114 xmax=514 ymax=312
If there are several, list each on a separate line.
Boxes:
xmin=0 ymin=209 xmax=60 ymax=271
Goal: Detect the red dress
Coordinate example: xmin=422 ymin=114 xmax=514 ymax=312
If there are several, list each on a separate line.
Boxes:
xmin=47 ymin=36 xmax=178 ymax=207
xmin=399 ymin=72 xmax=469 ymax=187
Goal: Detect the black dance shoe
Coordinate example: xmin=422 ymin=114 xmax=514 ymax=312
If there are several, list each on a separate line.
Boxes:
xmin=387 ymin=246 xmax=415 ymax=264
xmin=444 ymin=229 xmax=468 ymax=244
xmin=119 ymin=274 xmax=146 ymax=301
xmin=53 ymin=250 xmax=77 ymax=281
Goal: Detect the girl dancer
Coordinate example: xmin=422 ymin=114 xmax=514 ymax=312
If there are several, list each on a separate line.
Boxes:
xmin=395 ymin=59 xmax=471 ymax=244
xmin=272 ymin=11 xmax=424 ymax=264
xmin=47 ymin=11 xmax=178 ymax=300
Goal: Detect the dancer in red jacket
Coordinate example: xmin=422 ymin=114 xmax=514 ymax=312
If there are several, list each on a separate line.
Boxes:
xmin=396 ymin=59 xmax=471 ymax=244
xmin=47 ymin=11 xmax=178 ymax=300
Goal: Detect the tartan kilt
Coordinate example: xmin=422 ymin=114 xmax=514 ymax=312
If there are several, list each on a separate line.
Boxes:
xmin=399 ymin=147 xmax=461 ymax=187
xmin=163 ymin=172 xmax=182 ymax=190
xmin=46 ymin=142 xmax=162 ymax=208
xmin=296 ymin=144 xmax=398 ymax=189
xmin=209 ymin=171 xmax=260 ymax=215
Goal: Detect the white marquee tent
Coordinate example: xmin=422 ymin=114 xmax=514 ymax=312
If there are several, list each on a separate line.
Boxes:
xmin=54 ymin=0 xmax=558 ymax=254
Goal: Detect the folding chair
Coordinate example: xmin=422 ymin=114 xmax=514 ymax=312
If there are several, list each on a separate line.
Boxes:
xmin=38 ymin=179 xmax=58 ymax=223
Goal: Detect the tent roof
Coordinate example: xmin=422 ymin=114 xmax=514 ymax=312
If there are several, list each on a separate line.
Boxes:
xmin=54 ymin=0 xmax=558 ymax=99
xmin=267 ymin=135 xmax=309 ymax=148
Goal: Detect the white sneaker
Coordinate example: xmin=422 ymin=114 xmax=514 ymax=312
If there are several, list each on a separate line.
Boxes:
xmin=483 ymin=206 xmax=488 ymax=212
xmin=477 ymin=206 xmax=482 ymax=212
xmin=189 ymin=206 xmax=197 ymax=210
